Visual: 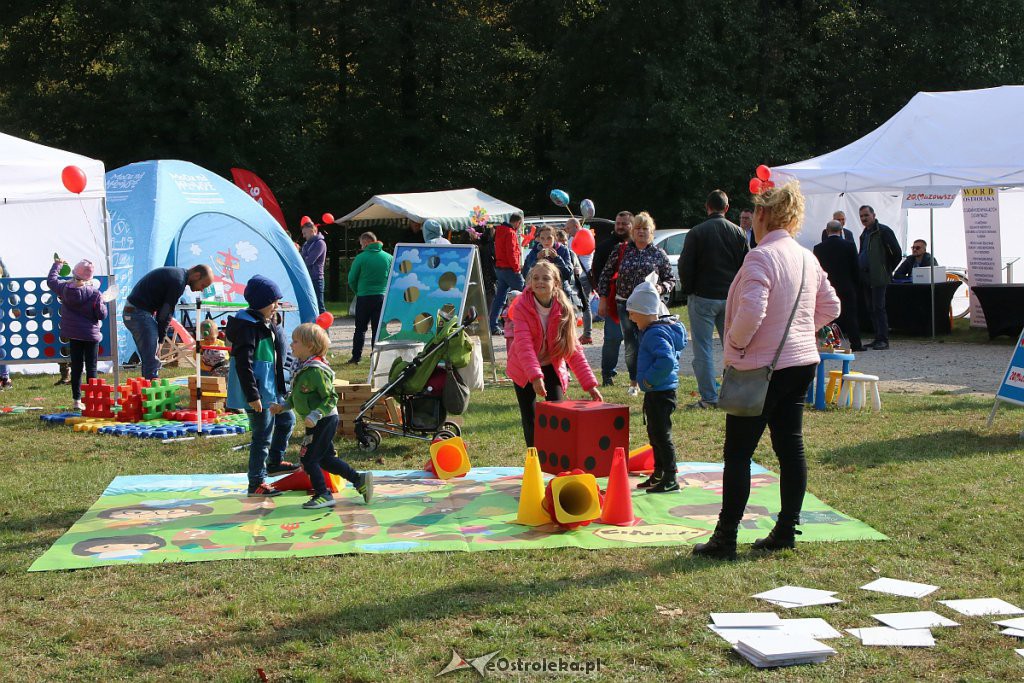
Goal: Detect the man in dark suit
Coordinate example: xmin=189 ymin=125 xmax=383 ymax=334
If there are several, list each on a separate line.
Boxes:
xmin=820 ymin=210 xmax=856 ymax=244
xmin=739 ymin=209 xmax=756 ymax=249
xmin=814 ymin=220 xmax=864 ymax=352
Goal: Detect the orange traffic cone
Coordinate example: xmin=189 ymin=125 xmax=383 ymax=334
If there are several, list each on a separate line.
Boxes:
xmin=429 ymin=436 xmax=471 ymax=480
xmin=515 ymin=447 xmax=549 ymax=526
xmin=627 ymin=444 xmax=654 ymax=473
xmin=600 ymin=447 xmax=640 ymax=526
xmin=272 ymin=468 xmax=344 ymax=493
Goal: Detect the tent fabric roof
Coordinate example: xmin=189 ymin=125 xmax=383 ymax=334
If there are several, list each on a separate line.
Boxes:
xmin=0 ymin=132 xmax=106 ymax=202
xmin=338 ymin=188 xmax=521 ymax=229
xmin=774 ymin=86 xmax=1024 ymax=194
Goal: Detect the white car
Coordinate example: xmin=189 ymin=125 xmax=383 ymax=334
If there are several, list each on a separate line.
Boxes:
xmin=652 ymin=228 xmax=689 ymax=304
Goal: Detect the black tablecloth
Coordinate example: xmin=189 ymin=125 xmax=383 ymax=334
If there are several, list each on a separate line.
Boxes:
xmin=860 ymin=281 xmax=961 ymax=336
xmin=971 ymin=284 xmax=1024 ymax=339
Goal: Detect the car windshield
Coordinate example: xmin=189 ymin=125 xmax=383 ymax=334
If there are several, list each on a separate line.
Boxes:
xmin=660 ymin=233 xmax=686 ymax=256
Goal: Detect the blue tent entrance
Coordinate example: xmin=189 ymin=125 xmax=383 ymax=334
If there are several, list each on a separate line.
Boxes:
xmin=106 ymin=160 xmax=317 ymax=361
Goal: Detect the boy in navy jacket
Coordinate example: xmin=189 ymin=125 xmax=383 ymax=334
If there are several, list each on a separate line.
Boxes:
xmin=626 ymin=273 xmax=688 ymax=493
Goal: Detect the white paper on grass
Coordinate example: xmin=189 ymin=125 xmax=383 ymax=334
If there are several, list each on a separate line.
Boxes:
xmin=753 ymin=586 xmax=837 ymax=604
xmin=872 ymin=611 xmax=959 ymax=630
xmin=938 ymin=598 xmax=1024 ymax=617
xmin=860 ymin=577 xmax=939 ymax=598
xmin=846 ymin=627 xmax=935 ymax=647
xmin=710 ymin=612 xmax=782 ymax=628
xmin=1001 ymin=628 xmax=1024 ymax=638
xmin=993 ymin=616 xmax=1024 ymax=629
xmin=1016 ymin=648 xmax=1024 ymax=658
xmin=708 ymin=619 xmax=843 ymax=645
xmin=762 ymin=597 xmax=844 ymax=609
xmin=735 ymin=633 xmax=836 ymax=658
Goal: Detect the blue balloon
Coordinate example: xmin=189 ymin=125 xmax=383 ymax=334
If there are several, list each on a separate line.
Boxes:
xmin=549 ymin=189 xmax=569 ymax=208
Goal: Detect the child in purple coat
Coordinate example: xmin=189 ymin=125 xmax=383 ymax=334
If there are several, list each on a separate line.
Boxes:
xmin=47 ymin=258 xmax=108 ymax=410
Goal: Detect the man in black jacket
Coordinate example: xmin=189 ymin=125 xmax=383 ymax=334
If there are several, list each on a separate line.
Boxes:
xmin=858 ymin=206 xmax=902 ymax=350
xmin=591 ymin=211 xmax=632 ymax=386
xmin=814 ymin=221 xmax=864 ymax=352
xmin=678 ymin=190 xmax=748 ymax=408
xmin=893 ymin=239 xmax=939 ymax=279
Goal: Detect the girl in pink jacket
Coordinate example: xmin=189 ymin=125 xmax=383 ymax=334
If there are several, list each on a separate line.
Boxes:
xmin=506 ymin=261 xmax=603 ymax=447
xmin=693 ymin=181 xmax=840 ymax=561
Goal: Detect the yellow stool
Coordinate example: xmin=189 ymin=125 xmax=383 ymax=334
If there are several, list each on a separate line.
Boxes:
xmin=825 ymin=370 xmax=844 ymax=405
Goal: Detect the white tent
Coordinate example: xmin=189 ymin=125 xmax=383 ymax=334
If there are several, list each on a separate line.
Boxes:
xmin=0 ymin=132 xmax=111 ymax=373
xmin=774 ymin=86 xmax=1024 ymax=275
xmin=338 ymin=188 xmax=521 ymax=230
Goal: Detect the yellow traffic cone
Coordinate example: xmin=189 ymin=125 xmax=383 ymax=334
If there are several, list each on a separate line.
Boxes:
xmin=515 ymin=447 xmax=549 ymax=526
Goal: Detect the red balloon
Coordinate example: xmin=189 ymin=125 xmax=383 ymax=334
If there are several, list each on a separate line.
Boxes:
xmin=316 ymin=312 xmax=334 ymax=329
xmin=763 ymin=180 xmax=775 ymax=190
xmin=61 ymin=165 xmax=87 ymax=194
xmin=321 ymin=212 xmax=335 ymax=224
xmin=755 ymin=164 xmax=772 ymax=181
xmin=521 ymin=225 xmax=537 ymax=246
xmin=748 ymin=177 xmax=763 ymax=194
xmin=299 ymin=215 xmax=312 ymax=228
xmin=570 ymin=227 xmax=596 ymax=256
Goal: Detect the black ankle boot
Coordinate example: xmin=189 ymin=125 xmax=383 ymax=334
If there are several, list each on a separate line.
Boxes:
xmin=692 ymin=521 xmax=738 ymax=560
xmin=752 ymin=519 xmax=802 ymax=551
xmin=637 ymin=470 xmax=663 ymax=489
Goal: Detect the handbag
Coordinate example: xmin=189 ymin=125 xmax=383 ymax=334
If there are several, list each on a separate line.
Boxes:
xmin=606 ymin=242 xmax=628 ymax=324
xmin=443 ymin=342 xmax=471 ymax=415
xmin=718 ymin=255 xmax=807 ymax=417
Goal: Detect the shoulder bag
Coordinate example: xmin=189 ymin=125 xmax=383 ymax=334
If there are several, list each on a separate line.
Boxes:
xmin=717 ymin=255 xmax=807 ymax=417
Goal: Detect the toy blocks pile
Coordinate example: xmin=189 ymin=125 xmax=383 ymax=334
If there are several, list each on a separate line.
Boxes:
xmin=188 ymin=375 xmax=227 ymax=412
xmin=333 ymin=380 xmax=397 ymax=439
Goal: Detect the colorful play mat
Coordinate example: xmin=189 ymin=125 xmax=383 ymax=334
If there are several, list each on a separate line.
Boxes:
xmin=30 ymin=463 xmax=886 ymax=571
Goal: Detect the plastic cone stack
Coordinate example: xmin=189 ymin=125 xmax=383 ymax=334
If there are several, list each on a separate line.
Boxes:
xmin=600 ymin=447 xmax=639 ymax=526
xmin=515 ymin=448 xmax=549 ymax=526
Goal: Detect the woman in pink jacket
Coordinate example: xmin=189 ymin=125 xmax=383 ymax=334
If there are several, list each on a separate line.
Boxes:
xmin=693 ymin=181 xmax=840 ymax=560
xmin=506 ymin=261 xmax=603 ymax=447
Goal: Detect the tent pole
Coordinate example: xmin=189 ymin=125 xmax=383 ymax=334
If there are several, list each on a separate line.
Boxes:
xmin=103 ymin=196 xmax=121 ymax=391
xmin=930 ymin=207 xmax=936 ymax=339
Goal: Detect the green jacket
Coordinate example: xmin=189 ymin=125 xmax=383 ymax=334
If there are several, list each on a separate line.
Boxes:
xmin=282 ymin=357 xmax=338 ymax=424
xmin=348 ymin=242 xmax=394 ymax=296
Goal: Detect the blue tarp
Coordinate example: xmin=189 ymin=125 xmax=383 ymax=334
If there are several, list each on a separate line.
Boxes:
xmin=105 ymin=160 xmax=317 ymax=361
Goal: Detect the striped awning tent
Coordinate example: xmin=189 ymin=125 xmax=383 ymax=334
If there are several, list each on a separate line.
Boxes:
xmin=337 ymin=188 xmax=521 ymax=231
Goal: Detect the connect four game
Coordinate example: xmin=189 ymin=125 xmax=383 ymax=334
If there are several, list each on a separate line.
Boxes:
xmin=0 ymin=277 xmax=114 ymax=364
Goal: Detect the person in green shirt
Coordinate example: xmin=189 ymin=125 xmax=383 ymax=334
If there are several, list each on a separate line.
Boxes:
xmin=347 ymin=232 xmax=394 ymax=364
xmin=270 ymin=323 xmax=373 ymax=508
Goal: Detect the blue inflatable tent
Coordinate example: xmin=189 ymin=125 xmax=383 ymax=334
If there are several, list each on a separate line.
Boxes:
xmin=105 ymin=160 xmax=317 ymax=361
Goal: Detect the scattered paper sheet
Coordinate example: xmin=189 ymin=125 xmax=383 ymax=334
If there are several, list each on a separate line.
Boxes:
xmin=777 ymin=618 xmax=844 ymax=640
xmin=860 ymin=577 xmax=939 ymax=598
xmin=872 ymin=611 xmax=959 ymax=630
xmin=1016 ymin=648 xmax=1024 ymax=658
xmin=754 ymin=586 xmax=837 ymax=603
xmin=847 ymin=627 xmax=935 ymax=647
xmin=1000 ymin=628 xmax=1024 ymax=638
xmin=711 ymin=612 xmax=782 ymax=628
xmin=762 ymin=596 xmax=843 ymax=609
xmin=734 ymin=633 xmax=836 ymax=668
xmin=993 ymin=616 xmax=1024 ymax=629
xmin=938 ymin=598 xmax=1024 ymax=617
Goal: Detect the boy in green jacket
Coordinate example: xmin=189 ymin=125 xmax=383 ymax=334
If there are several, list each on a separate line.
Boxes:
xmin=270 ymin=323 xmax=373 ymax=508
xmin=347 ymin=232 xmax=394 ymax=364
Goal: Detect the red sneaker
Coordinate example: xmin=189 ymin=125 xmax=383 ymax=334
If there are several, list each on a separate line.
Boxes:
xmin=579 ymin=336 xmax=593 ymax=345
xmin=247 ymin=483 xmax=282 ymax=497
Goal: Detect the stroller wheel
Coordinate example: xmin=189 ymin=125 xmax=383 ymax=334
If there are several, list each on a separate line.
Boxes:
xmin=433 ymin=429 xmax=457 ymax=442
xmin=441 ymin=421 xmax=462 ymax=437
xmin=358 ymin=430 xmax=382 ymax=452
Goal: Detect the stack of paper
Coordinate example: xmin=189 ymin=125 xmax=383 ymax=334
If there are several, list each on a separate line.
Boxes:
xmin=993 ymin=617 xmax=1024 ymax=639
xmin=937 ymin=598 xmax=1024 ymax=617
xmin=872 ymin=611 xmax=959 ymax=630
xmin=860 ymin=577 xmax=939 ymax=598
xmin=753 ymin=585 xmax=842 ymax=608
xmin=1016 ymin=648 xmax=1024 ymax=658
xmin=709 ymin=617 xmax=843 ymax=645
xmin=846 ymin=627 xmax=936 ymax=647
xmin=733 ymin=633 xmax=836 ymax=668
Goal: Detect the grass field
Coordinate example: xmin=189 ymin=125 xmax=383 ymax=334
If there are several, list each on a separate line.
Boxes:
xmin=1 ymin=353 xmax=1023 ymax=681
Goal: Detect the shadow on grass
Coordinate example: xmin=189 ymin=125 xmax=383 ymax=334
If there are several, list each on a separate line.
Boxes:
xmin=126 ymin=550 xmax=752 ymax=668
xmin=820 ymin=429 xmax=1020 ymax=467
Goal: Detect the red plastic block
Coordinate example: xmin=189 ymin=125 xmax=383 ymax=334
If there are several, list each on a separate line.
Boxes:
xmin=163 ymin=409 xmax=217 ymax=422
xmin=82 ymin=378 xmax=117 ymax=418
xmin=534 ymin=401 xmax=629 ymax=477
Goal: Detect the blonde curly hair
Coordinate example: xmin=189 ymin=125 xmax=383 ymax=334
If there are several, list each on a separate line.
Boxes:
xmin=753 ymin=180 xmax=805 ymax=236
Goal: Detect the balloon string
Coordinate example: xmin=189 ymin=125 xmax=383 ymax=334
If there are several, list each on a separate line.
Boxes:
xmin=77 ymin=198 xmax=107 ymax=266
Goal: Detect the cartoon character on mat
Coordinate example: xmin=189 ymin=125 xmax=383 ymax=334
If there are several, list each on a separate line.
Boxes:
xmin=773 ymin=511 xmax=849 ymax=526
xmin=96 ymin=501 xmax=215 ymax=528
xmin=386 ymin=479 xmax=491 ymax=542
xmin=669 ymin=503 xmax=773 ymax=530
xmin=72 ymin=534 xmax=167 ymax=561
xmin=677 ymin=472 xmax=775 ymax=494
xmin=212 ymin=248 xmax=246 ymax=301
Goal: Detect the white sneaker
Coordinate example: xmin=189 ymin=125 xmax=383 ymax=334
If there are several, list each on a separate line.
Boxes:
xmin=627 ymin=385 xmax=640 ymax=397
xmin=74 ymin=400 xmax=86 ymax=411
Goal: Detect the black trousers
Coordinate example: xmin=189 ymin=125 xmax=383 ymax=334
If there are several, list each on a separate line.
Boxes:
xmin=835 ymin=288 xmax=862 ymax=350
xmin=514 ymin=364 xmax=564 ymax=447
xmin=352 ymin=294 xmax=384 ymax=360
xmin=300 ymin=414 xmax=360 ymax=496
xmin=644 ymin=389 xmax=677 ymax=475
xmin=70 ymin=339 xmax=99 ymax=400
xmin=720 ymin=363 xmax=816 ymax=527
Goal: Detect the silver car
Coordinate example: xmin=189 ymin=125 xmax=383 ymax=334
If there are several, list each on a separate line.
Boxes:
xmin=653 ymin=228 xmax=689 ymax=304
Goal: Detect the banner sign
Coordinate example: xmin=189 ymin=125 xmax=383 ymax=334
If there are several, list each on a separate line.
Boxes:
xmin=901 ymin=186 xmax=960 ymax=209
xmin=962 ymin=187 xmax=1002 ymax=327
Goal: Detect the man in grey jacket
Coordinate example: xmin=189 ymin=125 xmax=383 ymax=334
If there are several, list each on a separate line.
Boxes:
xmin=678 ymin=190 xmax=749 ymax=408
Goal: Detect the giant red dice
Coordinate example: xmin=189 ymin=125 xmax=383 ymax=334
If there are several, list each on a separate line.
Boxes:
xmin=534 ymin=401 xmax=629 ymax=477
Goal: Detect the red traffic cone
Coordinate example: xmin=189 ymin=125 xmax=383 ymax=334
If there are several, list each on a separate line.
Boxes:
xmin=273 ymin=468 xmax=343 ymax=493
xmin=600 ymin=447 xmax=640 ymax=526
xmin=627 ymin=444 xmax=654 ymax=473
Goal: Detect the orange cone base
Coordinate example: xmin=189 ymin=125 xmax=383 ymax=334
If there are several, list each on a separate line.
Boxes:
xmin=272 ymin=468 xmax=343 ymax=493
xmin=423 ymin=458 xmax=467 ymax=479
xmin=627 ymin=445 xmax=654 ymax=473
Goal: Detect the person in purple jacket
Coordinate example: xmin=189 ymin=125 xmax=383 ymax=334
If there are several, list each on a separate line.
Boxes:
xmin=300 ymin=218 xmax=327 ymax=314
xmin=48 ymin=258 xmax=109 ymax=410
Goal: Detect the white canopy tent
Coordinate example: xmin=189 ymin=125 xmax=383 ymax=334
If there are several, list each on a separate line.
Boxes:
xmin=775 ymin=85 xmax=1024 ymax=276
xmin=0 ymin=132 xmax=111 ymax=374
xmin=338 ymin=188 xmax=521 ymax=230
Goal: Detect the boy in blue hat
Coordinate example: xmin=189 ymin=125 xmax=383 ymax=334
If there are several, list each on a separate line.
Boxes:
xmin=226 ymin=275 xmax=299 ymax=496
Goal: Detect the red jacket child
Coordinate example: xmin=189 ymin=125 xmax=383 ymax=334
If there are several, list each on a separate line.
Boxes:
xmin=494 ymin=221 xmax=522 ymax=272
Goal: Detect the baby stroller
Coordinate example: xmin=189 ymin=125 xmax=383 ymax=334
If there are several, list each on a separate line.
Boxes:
xmin=354 ymin=306 xmax=476 ymax=451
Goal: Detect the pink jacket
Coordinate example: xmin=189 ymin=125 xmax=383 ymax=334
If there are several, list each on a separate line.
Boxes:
xmin=724 ymin=229 xmax=840 ymax=371
xmin=505 ymin=292 xmax=598 ymax=392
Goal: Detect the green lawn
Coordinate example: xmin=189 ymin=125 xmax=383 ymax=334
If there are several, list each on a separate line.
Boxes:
xmin=1 ymin=358 xmax=1023 ymax=681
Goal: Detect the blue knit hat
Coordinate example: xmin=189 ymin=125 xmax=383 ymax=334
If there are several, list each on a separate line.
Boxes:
xmin=423 ymin=219 xmax=443 ymax=242
xmin=244 ymin=274 xmax=283 ymax=310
